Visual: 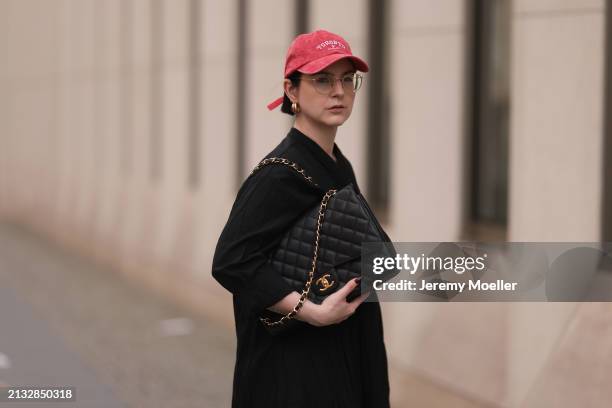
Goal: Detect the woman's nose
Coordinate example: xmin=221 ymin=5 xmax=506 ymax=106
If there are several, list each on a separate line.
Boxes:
xmin=330 ymin=78 xmax=345 ymax=96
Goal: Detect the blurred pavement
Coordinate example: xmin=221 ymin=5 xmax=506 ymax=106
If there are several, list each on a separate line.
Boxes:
xmin=0 ymin=223 xmax=234 ymax=408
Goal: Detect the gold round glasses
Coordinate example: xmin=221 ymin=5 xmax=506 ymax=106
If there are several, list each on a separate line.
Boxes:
xmin=300 ymin=72 xmax=363 ymax=95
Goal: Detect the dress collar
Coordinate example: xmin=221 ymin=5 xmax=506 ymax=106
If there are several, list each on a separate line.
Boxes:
xmin=287 ymin=127 xmax=341 ymax=172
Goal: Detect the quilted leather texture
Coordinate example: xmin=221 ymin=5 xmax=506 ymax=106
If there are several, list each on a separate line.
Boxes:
xmin=269 ymin=183 xmax=395 ymax=304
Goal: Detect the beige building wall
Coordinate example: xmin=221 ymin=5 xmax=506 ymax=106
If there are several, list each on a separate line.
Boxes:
xmin=0 ymin=2 xmax=8 ymax=215
xmin=195 ymin=0 xmax=239 ymax=296
xmin=509 ymin=0 xmax=605 ymax=242
xmin=56 ymin=0 xmax=98 ymax=249
xmin=245 ymin=1 xmax=295 ymax=172
xmin=388 ymin=0 xmax=467 ymax=243
xmin=118 ymin=0 xmax=155 ymax=281
xmin=507 ymin=1 xmax=608 ymax=407
xmin=91 ymin=0 xmax=124 ymax=260
xmin=382 ymin=1 xmax=508 ymax=405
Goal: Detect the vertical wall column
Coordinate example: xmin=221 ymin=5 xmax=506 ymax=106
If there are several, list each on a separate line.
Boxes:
xmin=194 ymin=0 xmax=240 ymax=282
xmin=62 ymin=0 xmax=97 ymax=240
xmin=0 ymin=1 xmax=9 ymax=217
xmin=388 ymin=1 xmax=467 ymax=241
xmin=91 ymin=0 xmax=124 ymax=251
xmin=295 ymin=0 xmax=309 ymax=35
xmin=187 ymin=0 xmax=202 ymax=190
xmin=151 ymin=0 xmax=191 ymax=261
xmin=55 ymin=0 xmax=78 ymax=237
xmin=119 ymin=0 xmax=154 ymax=262
xmin=244 ymin=0 xmax=294 ymax=173
xmin=509 ymin=1 xmax=605 ymax=241
xmin=603 ymin=0 xmax=612 ymax=243
xmin=507 ymin=1 xmax=606 ymax=406
xmin=1 ymin=1 xmax=62 ymax=225
xmin=52 ymin=0 xmax=71 ymax=234
xmin=382 ymin=2 xmax=510 ymax=406
xmin=235 ymin=0 xmax=247 ymax=187
xmin=365 ymin=0 xmax=391 ymax=216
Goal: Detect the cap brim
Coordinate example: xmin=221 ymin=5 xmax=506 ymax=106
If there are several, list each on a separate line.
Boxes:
xmin=297 ymin=54 xmax=369 ymax=74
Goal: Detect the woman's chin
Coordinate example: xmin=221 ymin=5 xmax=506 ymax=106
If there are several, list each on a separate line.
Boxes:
xmin=321 ymin=115 xmax=348 ymax=127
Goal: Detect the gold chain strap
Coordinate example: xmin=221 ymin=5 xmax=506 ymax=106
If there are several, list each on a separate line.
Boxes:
xmin=250 ymin=157 xmax=319 ymax=187
xmin=250 ymin=157 xmax=336 ymax=328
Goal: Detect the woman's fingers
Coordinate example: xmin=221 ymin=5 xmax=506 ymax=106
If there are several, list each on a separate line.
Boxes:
xmin=318 ymin=278 xmax=371 ymax=325
xmin=331 ymin=277 xmax=361 ymax=299
xmin=338 ymin=292 xmax=370 ymax=322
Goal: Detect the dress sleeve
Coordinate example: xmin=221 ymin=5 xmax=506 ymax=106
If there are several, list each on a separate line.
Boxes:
xmin=211 ymin=165 xmax=321 ymax=315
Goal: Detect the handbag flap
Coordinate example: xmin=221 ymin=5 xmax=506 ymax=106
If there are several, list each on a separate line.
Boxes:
xmin=270 ymin=183 xmax=396 ymax=291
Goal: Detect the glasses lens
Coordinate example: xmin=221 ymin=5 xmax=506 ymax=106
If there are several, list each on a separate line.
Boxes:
xmin=353 ymin=74 xmax=362 ymax=92
xmin=309 ymin=73 xmax=363 ymax=94
xmin=313 ymin=75 xmax=333 ymax=94
xmin=342 ymin=75 xmax=355 ymax=91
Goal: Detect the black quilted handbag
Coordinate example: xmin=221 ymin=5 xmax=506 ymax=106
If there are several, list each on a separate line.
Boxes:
xmin=250 ymin=157 xmax=398 ymax=335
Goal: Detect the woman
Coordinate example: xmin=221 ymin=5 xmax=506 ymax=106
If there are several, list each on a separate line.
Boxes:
xmin=212 ymin=29 xmax=390 ymax=408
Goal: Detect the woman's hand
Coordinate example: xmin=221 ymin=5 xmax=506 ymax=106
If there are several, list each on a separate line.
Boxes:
xmin=298 ymin=278 xmax=370 ymax=327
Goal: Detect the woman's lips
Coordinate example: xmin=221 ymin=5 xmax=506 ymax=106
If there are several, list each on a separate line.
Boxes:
xmin=327 ymin=106 xmax=345 ymax=112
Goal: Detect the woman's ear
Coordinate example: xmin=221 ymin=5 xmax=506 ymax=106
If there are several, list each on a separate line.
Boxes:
xmin=283 ymin=78 xmax=298 ymax=102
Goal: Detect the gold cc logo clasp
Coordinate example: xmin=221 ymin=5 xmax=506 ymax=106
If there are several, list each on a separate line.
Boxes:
xmin=316 ymin=274 xmax=335 ymax=291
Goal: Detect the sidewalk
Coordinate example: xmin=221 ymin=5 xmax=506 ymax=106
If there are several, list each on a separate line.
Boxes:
xmin=0 ymin=223 xmax=234 ymax=408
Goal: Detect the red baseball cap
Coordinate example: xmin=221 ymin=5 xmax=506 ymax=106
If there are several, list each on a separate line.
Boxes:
xmin=267 ymin=29 xmax=369 ymax=110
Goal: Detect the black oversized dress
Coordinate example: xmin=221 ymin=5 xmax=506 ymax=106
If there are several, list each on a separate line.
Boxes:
xmin=212 ymin=127 xmax=390 ymax=408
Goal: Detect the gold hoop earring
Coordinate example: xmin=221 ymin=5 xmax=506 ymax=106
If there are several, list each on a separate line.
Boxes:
xmin=291 ymin=101 xmax=300 ymax=114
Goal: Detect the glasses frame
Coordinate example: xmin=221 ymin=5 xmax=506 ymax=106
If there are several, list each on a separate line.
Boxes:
xmin=299 ymin=72 xmax=364 ymax=95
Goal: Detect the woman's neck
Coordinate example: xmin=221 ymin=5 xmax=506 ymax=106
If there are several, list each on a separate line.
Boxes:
xmin=293 ymin=118 xmax=338 ymax=161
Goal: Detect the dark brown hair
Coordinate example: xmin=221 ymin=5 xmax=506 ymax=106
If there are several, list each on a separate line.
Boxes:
xmin=280 ymin=71 xmax=302 ymax=115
